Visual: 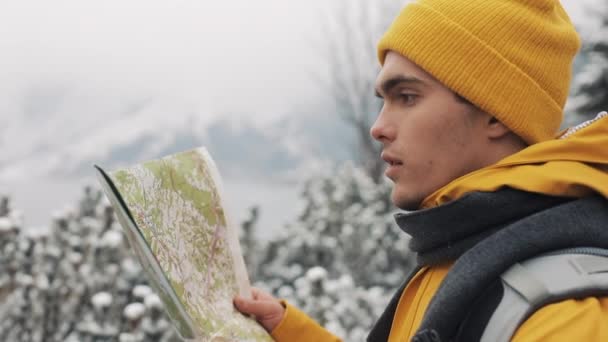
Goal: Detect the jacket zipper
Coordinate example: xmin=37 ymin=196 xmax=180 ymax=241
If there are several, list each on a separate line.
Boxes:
xmin=560 ymin=111 xmax=608 ymax=140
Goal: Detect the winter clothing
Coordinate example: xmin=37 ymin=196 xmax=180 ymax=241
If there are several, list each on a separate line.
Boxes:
xmin=377 ymin=0 xmax=581 ymax=144
xmin=270 ymin=301 xmax=341 ymax=342
xmin=374 ymin=190 xmax=608 ymax=342
xmin=270 ymin=113 xmax=608 ymax=341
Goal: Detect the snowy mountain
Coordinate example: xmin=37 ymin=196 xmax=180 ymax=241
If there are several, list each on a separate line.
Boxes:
xmin=0 ymin=81 xmax=355 ymax=183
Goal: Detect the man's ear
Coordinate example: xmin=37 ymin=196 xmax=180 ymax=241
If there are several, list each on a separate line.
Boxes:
xmin=486 ymin=116 xmax=511 ymax=139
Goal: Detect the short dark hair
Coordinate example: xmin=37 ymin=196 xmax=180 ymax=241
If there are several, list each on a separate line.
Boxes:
xmin=455 ymin=92 xmax=505 ymax=127
xmin=454 ymin=92 xmax=475 ymax=107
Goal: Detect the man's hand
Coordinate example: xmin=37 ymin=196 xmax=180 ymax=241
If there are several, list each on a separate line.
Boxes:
xmin=234 ymin=287 xmax=286 ymax=333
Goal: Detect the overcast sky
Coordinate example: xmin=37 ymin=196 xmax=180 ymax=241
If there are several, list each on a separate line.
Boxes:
xmin=0 ymin=0 xmax=594 ymax=127
xmin=0 ymin=0 xmax=334 ymax=128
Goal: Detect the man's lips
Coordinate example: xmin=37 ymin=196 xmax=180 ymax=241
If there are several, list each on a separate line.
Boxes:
xmin=381 ymin=152 xmax=403 ymax=166
xmin=382 ymin=152 xmax=403 ymax=179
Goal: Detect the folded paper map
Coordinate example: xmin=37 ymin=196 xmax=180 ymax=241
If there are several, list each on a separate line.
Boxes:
xmin=94 ymin=147 xmax=272 ymax=341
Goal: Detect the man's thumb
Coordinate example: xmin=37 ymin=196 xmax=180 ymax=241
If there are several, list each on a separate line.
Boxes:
xmin=234 ymin=296 xmax=275 ymax=317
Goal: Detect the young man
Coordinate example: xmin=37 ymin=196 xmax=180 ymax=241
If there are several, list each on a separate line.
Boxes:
xmin=235 ymin=0 xmax=608 ymax=340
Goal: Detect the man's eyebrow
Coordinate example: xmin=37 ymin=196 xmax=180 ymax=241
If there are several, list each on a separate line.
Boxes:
xmin=374 ymin=76 xmax=426 ymax=98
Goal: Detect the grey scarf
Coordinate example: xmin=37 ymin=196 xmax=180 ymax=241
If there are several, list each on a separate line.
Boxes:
xmin=367 ymin=189 xmax=608 ymax=342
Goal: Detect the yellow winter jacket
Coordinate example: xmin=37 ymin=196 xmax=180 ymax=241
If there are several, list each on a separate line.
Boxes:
xmin=270 ymin=113 xmax=608 ymax=342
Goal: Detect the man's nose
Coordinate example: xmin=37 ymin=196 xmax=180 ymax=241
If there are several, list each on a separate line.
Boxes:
xmin=370 ymin=112 xmax=395 ymax=143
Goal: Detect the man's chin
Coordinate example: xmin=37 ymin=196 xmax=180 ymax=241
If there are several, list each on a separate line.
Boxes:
xmin=391 ymin=191 xmax=422 ymax=211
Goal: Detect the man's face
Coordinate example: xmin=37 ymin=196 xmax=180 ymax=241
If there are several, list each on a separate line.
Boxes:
xmin=371 ymin=51 xmax=487 ymax=210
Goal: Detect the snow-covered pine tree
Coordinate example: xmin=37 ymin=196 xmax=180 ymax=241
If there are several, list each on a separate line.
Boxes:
xmin=0 ymin=191 xmax=180 ymax=342
xmin=568 ymin=3 xmax=608 ymax=123
xmin=239 ymin=206 xmax=262 ymax=279
xmin=252 ymin=164 xmax=415 ymax=340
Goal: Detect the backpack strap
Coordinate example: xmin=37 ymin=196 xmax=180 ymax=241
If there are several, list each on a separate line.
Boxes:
xmin=480 ymin=247 xmax=608 ymax=342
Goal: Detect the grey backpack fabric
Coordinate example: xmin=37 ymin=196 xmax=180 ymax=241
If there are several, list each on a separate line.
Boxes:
xmin=480 ymin=248 xmax=608 ymax=342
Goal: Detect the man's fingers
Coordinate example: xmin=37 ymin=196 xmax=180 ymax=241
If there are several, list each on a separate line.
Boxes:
xmin=234 ymin=292 xmax=286 ymax=333
xmin=233 ymin=296 xmax=280 ymax=318
xmin=251 ymin=287 xmax=275 ymax=301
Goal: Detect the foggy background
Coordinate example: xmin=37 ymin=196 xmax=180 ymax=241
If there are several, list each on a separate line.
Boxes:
xmin=0 ymin=0 xmax=599 ymax=234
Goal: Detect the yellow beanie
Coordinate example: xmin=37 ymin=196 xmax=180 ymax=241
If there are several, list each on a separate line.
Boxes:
xmin=377 ymin=0 xmax=581 ymax=144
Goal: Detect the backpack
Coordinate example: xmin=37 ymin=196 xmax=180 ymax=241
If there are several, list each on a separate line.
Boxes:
xmin=449 ymin=247 xmax=608 ymax=342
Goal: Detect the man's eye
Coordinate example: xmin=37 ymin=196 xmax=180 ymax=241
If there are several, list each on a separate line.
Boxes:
xmin=400 ymin=94 xmax=418 ymax=105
